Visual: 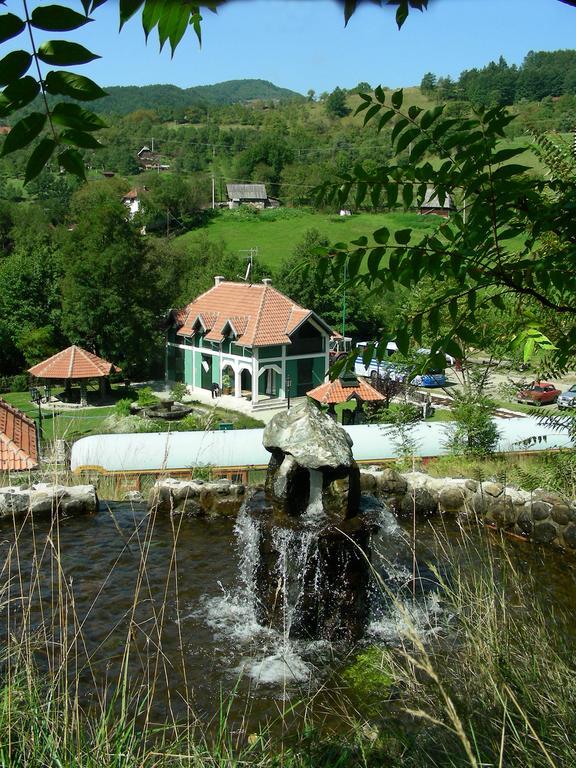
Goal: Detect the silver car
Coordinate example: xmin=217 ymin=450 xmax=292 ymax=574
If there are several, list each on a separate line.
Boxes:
xmin=558 ymin=384 xmax=576 ymax=410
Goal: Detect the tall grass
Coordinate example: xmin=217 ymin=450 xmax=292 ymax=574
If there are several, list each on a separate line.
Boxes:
xmin=0 ymin=482 xmax=575 ymax=767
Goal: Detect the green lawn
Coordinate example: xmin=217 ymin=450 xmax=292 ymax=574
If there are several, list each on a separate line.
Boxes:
xmin=177 ymin=208 xmax=437 ymax=269
xmin=3 ymin=391 xmax=115 ymax=442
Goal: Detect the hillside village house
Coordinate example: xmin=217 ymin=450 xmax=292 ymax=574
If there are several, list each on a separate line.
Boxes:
xmin=225 ymin=183 xmax=279 ymax=209
xmin=166 ymin=278 xmax=333 ymax=409
xmin=418 ymin=186 xmax=456 ymax=217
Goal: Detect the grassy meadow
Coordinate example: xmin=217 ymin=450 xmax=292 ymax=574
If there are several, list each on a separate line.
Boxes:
xmin=178 ymin=208 xmax=437 ymax=268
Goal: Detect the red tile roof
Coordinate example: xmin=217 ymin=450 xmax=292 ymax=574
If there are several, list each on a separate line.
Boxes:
xmin=28 ymin=345 xmax=121 ymax=380
xmin=307 ymin=378 xmax=385 ymax=405
xmin=177 ymin=281 xmax=333 ymax=347
xmin=0 ymin=399 xmax=38 ymax=471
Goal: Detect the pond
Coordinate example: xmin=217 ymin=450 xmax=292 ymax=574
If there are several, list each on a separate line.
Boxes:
xmin=1 ymin=500 xmax=576 ymax=734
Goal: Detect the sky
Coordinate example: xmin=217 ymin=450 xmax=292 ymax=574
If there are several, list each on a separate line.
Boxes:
xmin=4 ymin=0 xmax=576 ymax=94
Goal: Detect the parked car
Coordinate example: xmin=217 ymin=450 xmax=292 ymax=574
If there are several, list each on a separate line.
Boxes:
xmin=516 ymin=381 xmax=561 ymax=406
xmin=411 ymin=370 xmax=447 ymax=388
xmin=558 ymin=384 xmax=576 ymax=410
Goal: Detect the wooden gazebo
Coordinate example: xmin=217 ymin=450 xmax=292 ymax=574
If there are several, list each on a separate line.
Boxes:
xmin=28 ymin=345 xmax=121 ymax=405
xmin=307 ymin=371 xmax=385 ymax=424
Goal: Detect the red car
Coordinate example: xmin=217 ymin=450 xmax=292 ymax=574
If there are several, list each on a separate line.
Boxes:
xmin=516 ymin=381 xmax=561 ymax=406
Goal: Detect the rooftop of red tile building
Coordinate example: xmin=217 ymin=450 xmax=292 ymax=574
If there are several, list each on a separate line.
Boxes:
xmin=177 ymin=279 xmax=332 ymax=347
xmin=0 ymin=398 xmax=38 ymax=472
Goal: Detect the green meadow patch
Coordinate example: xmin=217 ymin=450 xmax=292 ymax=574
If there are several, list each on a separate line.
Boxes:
xmin=177 ymin=208 xmax=437 ymax=269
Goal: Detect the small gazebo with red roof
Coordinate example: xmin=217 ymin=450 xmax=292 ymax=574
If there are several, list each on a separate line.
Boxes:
xmin=307 ymin=370 xmax=385 ymax=424
xmin=28 ymin=345 xmax=121 ymax=405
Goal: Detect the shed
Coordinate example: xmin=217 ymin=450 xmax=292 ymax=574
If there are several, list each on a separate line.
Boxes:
xmin=307 ymin=371 xmax=384 ymax=423
xmin=226 ymin=183 xmax=269 ymax=208
xmin=419 ymin=187 xmax=455 ymax=217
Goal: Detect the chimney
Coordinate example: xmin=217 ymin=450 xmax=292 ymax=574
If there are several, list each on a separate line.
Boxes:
xmin=214 ymin=275 xmax=225 ymax=286
xmin=262 ymin=278 xmax=272 ymax=286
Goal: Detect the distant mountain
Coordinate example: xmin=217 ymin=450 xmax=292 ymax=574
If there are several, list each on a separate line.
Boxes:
xmin=90 ymin=79 xmax=303 ymax=115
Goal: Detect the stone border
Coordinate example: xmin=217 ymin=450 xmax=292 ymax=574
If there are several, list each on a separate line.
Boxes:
xmin=360 ymin=468 xmax=576 ymax=550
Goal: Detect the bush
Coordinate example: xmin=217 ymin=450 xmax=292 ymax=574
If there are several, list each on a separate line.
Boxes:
xmin=169 ymin=381 xmax=188 ymax=402
xmin=136 ymin=387 xmax=160 ymax=407
xmin=114 ymin=398 xmax=132 ymax=418
xmin=0 ymin=373 xmax=29 ymax=393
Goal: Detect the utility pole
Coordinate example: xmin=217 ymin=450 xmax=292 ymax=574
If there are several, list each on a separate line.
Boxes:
xmin=211 ymin=145 xmax=216 ymax=209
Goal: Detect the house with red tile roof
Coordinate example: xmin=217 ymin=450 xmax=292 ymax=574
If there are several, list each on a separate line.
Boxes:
xmin=166 ymin=277 xmax=334 ymax=408
xmin=0 ymin=398 xmax=38 ymax=472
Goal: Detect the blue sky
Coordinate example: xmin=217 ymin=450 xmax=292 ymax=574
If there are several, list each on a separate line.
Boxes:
xmin=5 ymin=0 xmax=576 ymax=93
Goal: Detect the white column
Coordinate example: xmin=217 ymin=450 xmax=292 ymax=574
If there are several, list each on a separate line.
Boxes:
xmin=280 ymin=345 xmax=286 ymax=399
xmin=251 ymin=350 xmax=259 ymax=405
xmin=234 ymin=365 xmax=242 ymax=398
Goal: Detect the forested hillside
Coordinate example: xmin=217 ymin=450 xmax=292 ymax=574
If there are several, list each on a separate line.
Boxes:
xmin=1 ymin=49 xmax=574 ymax=383
xmin=422 ymin=49 xmax=576 ymax=118
xmin=89 ymin=79 xmax=304 ymax=117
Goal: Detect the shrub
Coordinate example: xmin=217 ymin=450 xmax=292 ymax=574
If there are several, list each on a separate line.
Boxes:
xmin=114 ymin=398 xmax=132 ymax=418
xmin=136 ymin=387 xmax=160 ymax=407
xmin=169 ymin=381 xmax=188 ymax=402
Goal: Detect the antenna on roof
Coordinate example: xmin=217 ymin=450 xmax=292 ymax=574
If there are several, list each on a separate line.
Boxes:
xmin=237 ymin=247 xmax=258 ymax=282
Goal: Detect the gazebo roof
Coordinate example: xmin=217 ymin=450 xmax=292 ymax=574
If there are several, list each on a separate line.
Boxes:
xmin=28 ymin=345 xmax=121 ymax=380
xmin=307 ymin=374 xmax=385 ymax=405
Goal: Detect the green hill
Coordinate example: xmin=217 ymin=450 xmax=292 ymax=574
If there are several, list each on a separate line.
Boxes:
xmin=91 ymin=79 xmax=303 ymax=115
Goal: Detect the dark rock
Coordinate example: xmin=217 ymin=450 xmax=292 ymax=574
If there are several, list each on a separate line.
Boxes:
xmin=531 ymin=501 xmax=552 ymax=521
xmin=562 ymin=524 xmax=576 ymax=549
xmin=490 ymin=497 xmax=516 ymax=528
xmin=516 ymin=508 xmax=533 ymax=536
xmin=551 ymin=505 xmax=571 ymax=526
xmin=438 ymin=485 xmax=467 ymax=514
xmin=532 ymin=521 xmax=559 ymax=545
xmin=399 ymin=487 xmax=437 ymax=517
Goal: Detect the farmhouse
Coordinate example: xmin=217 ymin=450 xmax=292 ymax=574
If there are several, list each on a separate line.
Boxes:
xmin=166 ymin=277 xmax=333 ymax=409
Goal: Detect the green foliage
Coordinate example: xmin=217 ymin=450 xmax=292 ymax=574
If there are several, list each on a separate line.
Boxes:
xmin=169 ymin=381 xmax=188 ymax=402
xmin=114 ymin=397 xmax=132 ymax=417
xmin=342 ymin=647 xmax=394 ymax=715
xmin=444 ymin=368 xmax=499 ymax=458
xmin=379 ymin=400 xmax=422 ymax=458
xmin=319 ymin=86 xmax=576 ymax=368
xmin=136 ymin=386 xmax=160 ymax=407
xmin=325 ymin=87 xmax=351 ymax=118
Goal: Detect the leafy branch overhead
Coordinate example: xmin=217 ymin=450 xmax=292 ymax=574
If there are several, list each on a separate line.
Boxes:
xmin=316 ymin=87 xmax=576 ymax=368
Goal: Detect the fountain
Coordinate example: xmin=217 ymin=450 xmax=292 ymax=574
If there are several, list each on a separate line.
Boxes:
xmin=239 ymin=399 xmax=380 ymax=643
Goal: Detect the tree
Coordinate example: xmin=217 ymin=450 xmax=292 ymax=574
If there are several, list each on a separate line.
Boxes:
xmin=420 ymin=72 xmax=437 ymax=96
xmin=325 ymin=87 xmax=351 ymax=118
xmin=59 ymin=200 xmax=160 ymax=376
xmin=318 ymin=86 xmax=576 ymax=370
xmin=274 ymin=229 xmax=385 ymax=340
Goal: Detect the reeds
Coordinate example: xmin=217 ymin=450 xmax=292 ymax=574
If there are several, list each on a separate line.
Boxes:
xmin=0 ymin=479 xmax=575 ymax=768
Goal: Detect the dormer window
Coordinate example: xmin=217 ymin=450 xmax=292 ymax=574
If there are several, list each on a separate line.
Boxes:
xmin=221 ymin=320 xmax=238 ymax=341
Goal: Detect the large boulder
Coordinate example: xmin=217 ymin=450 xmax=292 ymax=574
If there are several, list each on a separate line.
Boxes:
xmin=263 ymin=400 xmax=359 ymax=519
xmin=263 ymin=399 xmax=353 ymax=471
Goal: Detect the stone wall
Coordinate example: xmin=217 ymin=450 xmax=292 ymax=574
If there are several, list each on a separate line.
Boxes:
xmin=0 ymin=483 xmax=98 ymax=519
xmin=148 ymin=477 xmax=245 ymax=517
xmin=360 ymin=467 xmax=576 ymax=550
